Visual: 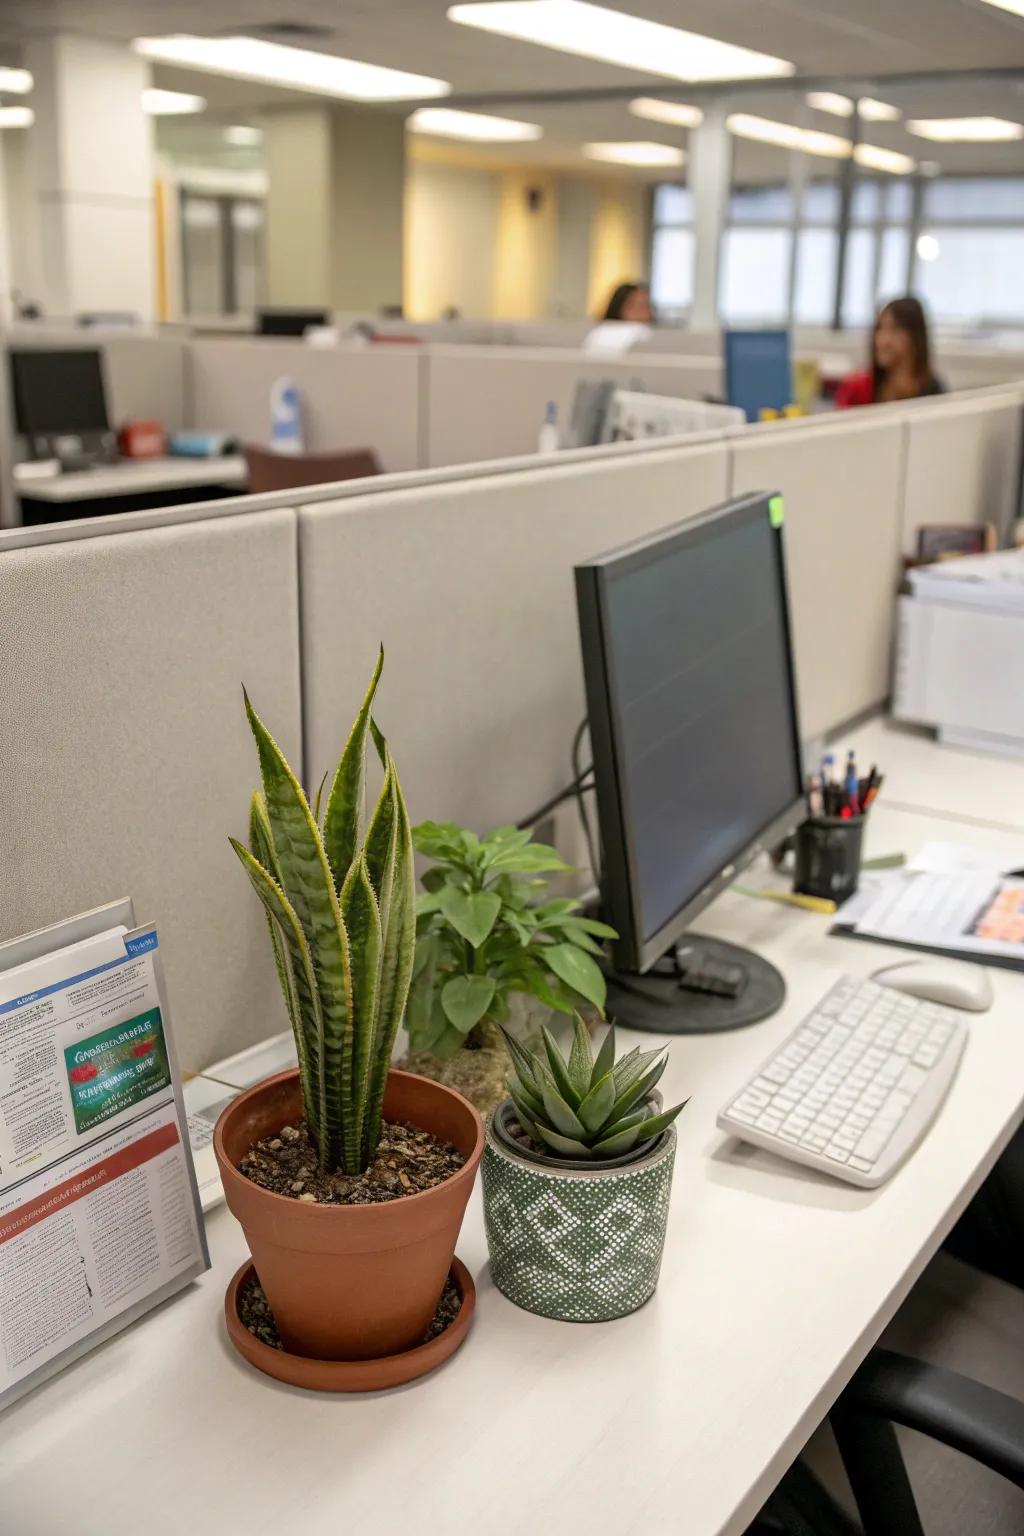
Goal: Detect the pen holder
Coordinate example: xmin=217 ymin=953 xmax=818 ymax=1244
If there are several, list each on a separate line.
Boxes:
xmin=793 ymin=816 xmax=864 ymax=903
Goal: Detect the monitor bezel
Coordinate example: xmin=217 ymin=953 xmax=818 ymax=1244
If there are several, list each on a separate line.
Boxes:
xmin=575 ymin=491 xmax=806 ymax=975
xmin=9 ymin=347 xmax=111 ymax=439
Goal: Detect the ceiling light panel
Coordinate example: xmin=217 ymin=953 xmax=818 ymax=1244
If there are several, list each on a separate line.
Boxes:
xmin=806 ymin=91 xmax=853 ymax=117
xmin=0 ymin=67 xmax=32 ymax=94
xmin=854 ymin=143 xmax=915 ymax=174
xmin=409 ymin=107 xmax=542 ymax=140
xmin=630 ymin=98 xmax=703 ymax=128
xmin=448 ymin=3 xmax=794 ymax=82
xmin=906 ymin=116 xmax=1023 ymax=141
xmin=975 ymin=0 xmax=1024 ymax=16
xmin=727 ymin=113 xmax=850 ymax=158
xmin=0 ymin=106 xmax=33 ymax=127
xmin=134 ymin=36 xmax=450 ymax=101
xmin=142 ymin=88 xmax=206 ymax=115
xmin=583 ymin=140 xmax=685 ymax=166
xmin=858 ymin=97 xmax=900 ymax=121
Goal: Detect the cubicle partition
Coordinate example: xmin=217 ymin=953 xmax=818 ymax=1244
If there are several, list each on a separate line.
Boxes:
xmin=298 ymin=436 xmax=730 ymax=854
xmin=899 ymin=385 xmax=1023 ymax=552
xmin=6 ymin=324 xmax=189 ymax=432
xmin=0 ymin=508 xmax=303 ymax=1070
xmin=186 ymin=337 xmax=423 ymax=471
xmin=422 ymin=344 xmax=723 ymax=467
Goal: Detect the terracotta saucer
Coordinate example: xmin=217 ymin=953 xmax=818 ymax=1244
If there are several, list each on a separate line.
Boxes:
xmin=224 ymin=1257 xmax=475 ymax=1392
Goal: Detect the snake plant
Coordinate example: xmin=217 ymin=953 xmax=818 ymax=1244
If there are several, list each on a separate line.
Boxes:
xmin=230 ymin=650 xmax=416 ymax=1176
xmin=501 ymin=1016 xmax=687 ymax=1160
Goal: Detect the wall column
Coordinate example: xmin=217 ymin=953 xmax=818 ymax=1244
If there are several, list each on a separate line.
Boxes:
xmin=26 ymin=33 xmax=154 ymax=319
xmin=689 ymin=102 xmax=732 ymax=330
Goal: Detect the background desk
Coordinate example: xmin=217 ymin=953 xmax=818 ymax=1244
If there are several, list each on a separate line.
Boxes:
xmin=5 ymin=780 xmax=1024 ymax=1536
xmin=15 ymin=456 xmax=248 ymax=523
xmin=846 ymin=717 xmax=1024 ymax=835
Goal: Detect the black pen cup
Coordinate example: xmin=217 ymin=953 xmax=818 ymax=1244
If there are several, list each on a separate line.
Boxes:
xmin=793 ymin=816 xmax=865 ymax=903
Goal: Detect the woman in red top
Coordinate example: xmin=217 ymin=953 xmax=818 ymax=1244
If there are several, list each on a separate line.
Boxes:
xmin=836 ymin=296 xmax=945 ymax=409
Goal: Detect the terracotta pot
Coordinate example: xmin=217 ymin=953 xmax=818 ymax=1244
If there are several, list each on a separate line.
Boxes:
xmin=214 ymin=1067 xmax=483 ymax=1362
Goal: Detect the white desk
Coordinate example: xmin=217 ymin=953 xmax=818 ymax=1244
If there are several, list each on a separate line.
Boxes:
xmin=5 ymin=805 xmax=1024 ymax=1536
xmin=845 ymin=716 xmax=1024 ymax=834
xmin=14 ymin=455 xmax=247 ymax=502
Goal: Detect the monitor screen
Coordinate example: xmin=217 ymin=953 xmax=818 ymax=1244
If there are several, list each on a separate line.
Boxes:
xmin=724 ymin=329 xmax=792 ymax=423
xmin=10 ymin=348 xmax=111 ymax=437
xmin=257 ymin=309 xmax=328 ymax=337
xmin=575 ymin=493 xmax=804 ymax=973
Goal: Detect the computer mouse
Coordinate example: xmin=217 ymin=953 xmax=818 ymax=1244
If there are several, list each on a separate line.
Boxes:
xmin=873 ymin=958 xmax=994 ymax=1013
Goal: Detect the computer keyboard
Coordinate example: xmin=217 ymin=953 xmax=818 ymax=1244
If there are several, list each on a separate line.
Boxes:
xmin=717 ymin=975 xmax=967 ymax=1188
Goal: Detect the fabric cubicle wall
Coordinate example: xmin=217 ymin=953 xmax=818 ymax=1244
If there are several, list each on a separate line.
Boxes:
xmin=298 ymin=438 xmax=730 ymax=872
xmin=422 ymin=345 xmax=723 ymax=468
xmin=729 ymin=412 xmax=906 ymax=741
xmin=899 ymin=386 xmax=1023 ymax=554
xmin=186 ymin=338 xmax=423 ymax=472
xmin=0 ymin=508 xmax=302 ymax=1072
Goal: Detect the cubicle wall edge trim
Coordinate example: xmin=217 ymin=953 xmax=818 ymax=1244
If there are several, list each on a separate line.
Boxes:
xmin=0 ymin=428 xmax=732 ymax=552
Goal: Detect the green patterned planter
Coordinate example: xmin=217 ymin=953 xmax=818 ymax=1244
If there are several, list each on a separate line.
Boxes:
xmin=482 ymin=1104 xmax=677 ymax=1322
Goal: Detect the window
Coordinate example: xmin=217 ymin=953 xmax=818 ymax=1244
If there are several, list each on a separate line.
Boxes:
xmin=913 ymin=178 xmax=1024 ymax=325
xmin=719 ymin=229 xmax=791 ymax=324
xmin=649 ymin=183 xmax=695 ymax=319
xmin=793 ymin=229 xmax=838 ymax=324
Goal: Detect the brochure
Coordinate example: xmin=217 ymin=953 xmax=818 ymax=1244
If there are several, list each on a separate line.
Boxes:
xmin=0 ymin=904 xmax=209 ymax=1409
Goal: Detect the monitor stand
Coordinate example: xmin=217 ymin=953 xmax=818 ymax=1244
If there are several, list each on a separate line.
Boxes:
xmin=604 ymin=933 xmax=785 ymax=1036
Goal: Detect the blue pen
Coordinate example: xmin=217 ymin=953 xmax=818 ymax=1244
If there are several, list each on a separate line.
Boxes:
xmin=845 ymin=750 xmax=859 ymax=812
xmin=821 ymin=753 xmax=835 ymax=815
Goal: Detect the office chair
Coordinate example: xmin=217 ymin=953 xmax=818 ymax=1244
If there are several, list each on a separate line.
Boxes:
xmin=243 ymin=444 xmax=381 ymax=495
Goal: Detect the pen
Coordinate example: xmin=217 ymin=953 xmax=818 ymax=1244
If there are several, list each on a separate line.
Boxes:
xmin=808 ymin=773 xmax=824 ymax=819
xmin=844 ymin=750 xmax=859 ymax=812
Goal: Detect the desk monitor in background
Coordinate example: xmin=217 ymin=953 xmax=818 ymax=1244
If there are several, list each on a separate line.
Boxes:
xmin=256 ymin=307 xmax=329 ymax=337
xmin=9 ymin=346 xmax=119 ymax=466
xmin=724 ymin=329 xmax=793 ymax=423
xmin=575 ymin=491 xmax=805 ymax=1034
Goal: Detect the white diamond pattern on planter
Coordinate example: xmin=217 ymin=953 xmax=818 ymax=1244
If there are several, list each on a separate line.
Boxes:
xmin=482 ymin=1118 xmax=676 ymax=1322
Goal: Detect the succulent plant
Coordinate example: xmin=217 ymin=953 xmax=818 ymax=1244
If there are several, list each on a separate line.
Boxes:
xmin=500 ymin=1016 xmax=687 ymax=1161
xmin=230 ymin=650 xmax=416 ymax=1177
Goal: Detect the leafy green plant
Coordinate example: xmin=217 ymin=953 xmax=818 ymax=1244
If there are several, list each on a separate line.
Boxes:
xmin=407 ymin=822 xmax=618 ymax=1061
xmin=501 ymin=1017 xmax=687 ymax=1161
xmin=230 ymin=650 xmax=415 ymax=1177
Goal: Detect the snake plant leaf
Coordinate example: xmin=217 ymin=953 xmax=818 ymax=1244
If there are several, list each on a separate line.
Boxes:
xmin=312 ymin=770 xmax=329 ymax=826
xmin=248 ymin=792 xmax=300 ymax=1065
xmin=592 ymin=1025 xmax=616 ymax=1085
xmin=566 ymin=1014 xmax=595 ymax=1100
xmin=441 ymin=975 xmax=496 ymax=1034
xmin=535 ymin=1125 xmax=593 ymax=1158
xmin=228 ymin=837 xmax=323 ymax=1159
xmin=541 ymin=1023 xmax=581 ymax=1108
xmin=544 ymin=942 xmax=607 ymax=1011
xmin=340 ymin=855 xmax=382 ymax=1166
xmin=540 ymin=1080 xmax=587 ymax=1140
xmin=576 ymin=1071 xmax=616 ymax=1135
xmin=360 ymin=747 xmax=417 ymax=1164
xmin=243 ymin=689 xmax=355 ymax=1163
xmin=322 ymin=646 xmax=384 ymax=892
xmin=438 ymin=886 xmax=502 ymax=948
xmin=608 ymin=1055 xmax=668 ymax=1125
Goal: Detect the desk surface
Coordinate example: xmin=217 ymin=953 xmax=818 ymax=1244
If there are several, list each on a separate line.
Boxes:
xmin=846 ymin=716 xmax=1024 ymax=834
xmin=5 ymin=803 xmax=1024 ymax=1536
xmin=14 ymin=455 xmax=247 ymax=502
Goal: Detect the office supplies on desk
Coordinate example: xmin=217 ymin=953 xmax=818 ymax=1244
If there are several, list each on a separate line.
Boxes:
xmin=118 ymin=419 xmax=166 ymax=459
xmin=168 ymin=429 xmax=238 ymax=458
xmin=718 ymin=974 xmax=967 ymax=1187
xmin=733 ymin=883 xmax=837 ymax=916
xmin=724 ymin=329 xmax=793 ymax=423
xmin=835 ymin=868 xmax=1024 ymax=970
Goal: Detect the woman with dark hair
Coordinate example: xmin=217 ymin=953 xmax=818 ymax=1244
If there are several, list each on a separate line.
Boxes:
xmin=584 ymin=280 xmax=654 ymax=354
xmin=602 ymin=282 xmax=654 ymax=323
xmin=836 ymin=296 xmax=945 ymax=408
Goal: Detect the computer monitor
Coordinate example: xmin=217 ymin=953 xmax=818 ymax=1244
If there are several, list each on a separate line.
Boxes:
xmin=9 ymin=347 xmax=117 ymax=464
xmin=256 ymin=308 xmax=329 ymax=337
xmin=724 ymin=329 xmax=793 ymax=423
xmin=575 ymin=491 xmax=805 ymax=1033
